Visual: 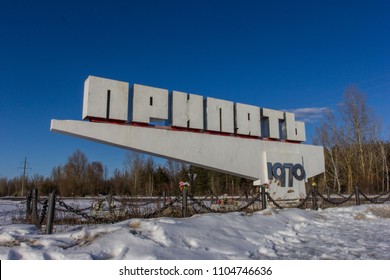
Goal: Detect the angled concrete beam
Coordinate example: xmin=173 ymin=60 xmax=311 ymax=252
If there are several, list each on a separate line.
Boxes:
xmin=50 ymin=119 xmax=324 ymax=181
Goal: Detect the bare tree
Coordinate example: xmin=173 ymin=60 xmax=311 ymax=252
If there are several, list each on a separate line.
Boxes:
xmin=124 ymin=151 xmax=145 ymax=196
xmin=144 ymin=157 xmax=155 ymax=196
xmin=86 ymin=161 xmax=104 ymax=195
xmin=379 ymin=141 xmax=389 ymax=192
xmin=315 ymin=86 xmax=383 ymax=193
xmin=165 ymin=159 xmax=182 ymax=195
xmin=314 ymin=110 xmax=343 ymax=192
xmin=341 ymin=87 xmax=381 ymax=189
xmin=64 ymin=149 xmax=88 ymax=196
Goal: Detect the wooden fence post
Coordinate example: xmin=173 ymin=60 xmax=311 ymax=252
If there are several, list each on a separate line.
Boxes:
xmin=46 ymin=189 xmax=56 ymax=234
xmin=261 ymin=186 xmax=267 ymax=210
xmin=182 ymin=188 xmax=187 ymax=218
xmin=25 ymin=190 xmax=32 ymax=221
xmin=312 ymin=187 xmax=318 ymax=210
xmin=31 ymin=188 xmax=38 ymax=225
xmin=355 ymin=185 xmax=360 ymax=206
xmin=108 ymin=193 xmax=113 ymax=213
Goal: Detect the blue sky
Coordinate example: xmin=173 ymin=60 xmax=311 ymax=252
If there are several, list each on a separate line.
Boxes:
xmin=1 ymin=0 xmax=389 ymax=179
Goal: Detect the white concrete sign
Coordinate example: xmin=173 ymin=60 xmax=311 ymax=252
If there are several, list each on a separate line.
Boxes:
xmin=51 ymin=76 xmax=325 ymax=200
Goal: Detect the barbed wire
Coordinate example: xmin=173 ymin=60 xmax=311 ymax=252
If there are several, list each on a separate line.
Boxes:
xmin=236 ymin=192 xmax=261 ymax=211
xmin=38 ymin=199 xmax=48 ymax=225
xmin=187 ymin=194 xmax=218 ymax=213
xmin=144 ymin=197 xmax=180 ymax=218
xmin=265 ymin=193 xmax=284 ymax=209
xmin=188 ymin=191 xmax=262 ymax=213
xmin=59 ymin=198 xmax=122 ymax=224
xmin=56 ymin=198 xmax=95 ymax=221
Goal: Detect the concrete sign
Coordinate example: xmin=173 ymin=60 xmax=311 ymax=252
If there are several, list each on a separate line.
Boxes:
xmin=51 ymin=76 xmax=325 ymax=200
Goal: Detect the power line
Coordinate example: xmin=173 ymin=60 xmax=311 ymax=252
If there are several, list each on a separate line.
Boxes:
xmin=355 ymin=72 xmax=390 ymax=86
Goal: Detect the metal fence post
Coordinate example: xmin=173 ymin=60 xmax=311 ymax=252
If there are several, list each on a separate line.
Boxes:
xmin=182 ymin=188 xmax=187 ymax=218
xmin=312 ymin=187 xmax=317 ymax=210
xmin=46 ymin=189 xmax=56 ymax=234
xmin=32 ymin=188 xmax=38 ymax=225
xmin=261 ymin=186 xmax=267 ymax=210
xmin=355 ymin=185 xmax=360 ymax=206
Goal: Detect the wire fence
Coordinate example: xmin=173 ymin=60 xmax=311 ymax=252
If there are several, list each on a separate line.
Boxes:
xmin=8 ymin=185 xmax=390 ymax=234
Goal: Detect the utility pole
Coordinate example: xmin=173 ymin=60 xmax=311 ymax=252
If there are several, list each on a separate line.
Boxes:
xmin=22 ymin=157 xmax=27 ymax=197
xmin=18 ymin=157 xmax=31 ymax=197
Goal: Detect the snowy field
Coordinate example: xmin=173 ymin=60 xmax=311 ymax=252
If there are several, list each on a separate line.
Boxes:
xmin=0 ymin=199 xmax=389 ymax=260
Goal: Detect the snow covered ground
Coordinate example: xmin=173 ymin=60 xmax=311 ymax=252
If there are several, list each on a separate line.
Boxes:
xmin=0 ymin=199 xmax=389 ymax=260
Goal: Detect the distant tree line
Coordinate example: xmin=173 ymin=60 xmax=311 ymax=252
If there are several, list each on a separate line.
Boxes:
xmin=0 ymin=88 xmax=389 ymax=197
xmin=0 ymin=150 xmax=252 ymax=197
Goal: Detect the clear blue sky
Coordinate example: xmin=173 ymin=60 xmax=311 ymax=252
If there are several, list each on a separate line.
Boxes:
xmin=1 ymin=0 xmax=389 ymax=179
